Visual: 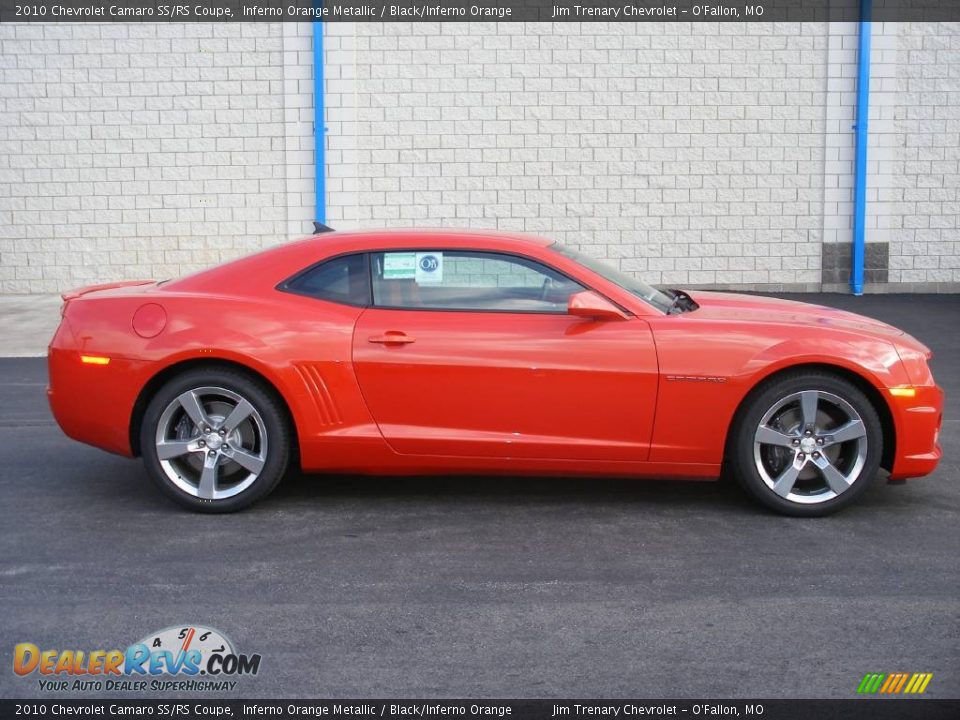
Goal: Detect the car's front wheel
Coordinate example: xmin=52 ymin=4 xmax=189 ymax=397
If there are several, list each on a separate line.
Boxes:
xmin=730 ymin=371 xmax=883 ymax=517
xmin=140 ymin=367 xmax=290 ymax=512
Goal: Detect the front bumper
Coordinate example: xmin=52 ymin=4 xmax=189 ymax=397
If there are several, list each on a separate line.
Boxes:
xmin=888 ymin=384 xmax=944 ymax=480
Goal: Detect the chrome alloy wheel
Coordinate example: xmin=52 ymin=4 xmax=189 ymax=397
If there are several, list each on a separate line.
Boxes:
xmin=154 ymin=386 xmax=268 ymax=501
xmin=753 ymin=390 xmax=868 ymax=505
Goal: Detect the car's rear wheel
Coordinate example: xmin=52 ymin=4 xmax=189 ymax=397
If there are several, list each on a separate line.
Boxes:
xmin=730 ymin=371 xmax=882 ymax=517
xmin=140 ymin=368 xmax=290 ymax=512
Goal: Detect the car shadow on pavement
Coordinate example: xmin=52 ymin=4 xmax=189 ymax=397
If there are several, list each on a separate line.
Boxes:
xmin=69 ymin=447 xmax=929 ymax=519
xmin=261 ymin=466 xmax=916 ymax=518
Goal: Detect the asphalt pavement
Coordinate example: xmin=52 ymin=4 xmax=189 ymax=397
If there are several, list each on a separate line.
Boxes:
xmin=1 ymin=294 xmax=957 ymax=700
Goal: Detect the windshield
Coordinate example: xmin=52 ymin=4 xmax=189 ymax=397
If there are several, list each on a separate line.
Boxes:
xmin=549 ymin=243 xmax=675 ymax=314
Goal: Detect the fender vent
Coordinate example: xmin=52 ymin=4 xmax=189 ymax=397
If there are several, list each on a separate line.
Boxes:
xmin=293 ymin=363 xmax=343 ymax=427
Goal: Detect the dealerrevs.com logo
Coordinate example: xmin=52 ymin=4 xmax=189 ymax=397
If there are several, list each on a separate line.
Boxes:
xmin=13 ymin=625 xmax=261 ymax=693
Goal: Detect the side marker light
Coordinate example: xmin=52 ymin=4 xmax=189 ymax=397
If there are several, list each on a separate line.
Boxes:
xmin=80 ymin=355 xmax=111 ymax=365
xmin=888 ymin=387 xmax=916 ymax=398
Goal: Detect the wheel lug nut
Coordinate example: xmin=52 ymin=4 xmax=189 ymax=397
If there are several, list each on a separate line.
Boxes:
xmin=792 ymin=439 xmax=800 ymax=446
xmin=208 ymin=451 xmax=216 ymax=458
xmin=812 ymin=452 xmax=820 ymax=459
xmin=798 ymin=453 xmax=805 ymax=460
xmin=817 ymin=438 xmax=824 ymax=445
xmin=203 ymin=426 xmax=211 ymax=433
xmin=804 ymin=430 xmax=812 ymax=436
xmin=219 ymin=429 xmax=225 ymax=436
xmin=198 ymin=440 xmax=205 ymax=447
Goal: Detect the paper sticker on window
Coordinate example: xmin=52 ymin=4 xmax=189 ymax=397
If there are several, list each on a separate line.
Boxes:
xmin=416 ymin=252 xmax=443 ymax=284
xmin=383 ymin=252 xmax=416 ymax=280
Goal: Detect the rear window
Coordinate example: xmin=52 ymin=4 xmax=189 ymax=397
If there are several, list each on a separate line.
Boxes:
xmin=282 ymin=253 xmax=370 ymax=306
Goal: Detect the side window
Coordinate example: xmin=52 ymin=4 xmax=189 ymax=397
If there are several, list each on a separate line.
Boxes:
xmin=282 ymin=253 xmax=370 ymax=306
xmin=370 ymin=250 xmax=584 ymax=313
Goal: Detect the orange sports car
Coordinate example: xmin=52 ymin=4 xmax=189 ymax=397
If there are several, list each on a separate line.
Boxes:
xmin=47 ymin=229 xmax=943 ymax=516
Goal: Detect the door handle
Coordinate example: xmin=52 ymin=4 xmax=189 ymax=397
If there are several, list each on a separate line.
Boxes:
xmin=368 ymin=332 xmax=416 ymax=345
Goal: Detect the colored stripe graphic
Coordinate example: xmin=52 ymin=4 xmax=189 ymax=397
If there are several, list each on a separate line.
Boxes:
xmin=879 ymin=674 xmax=896 ymax=693
xmin=857 ymin=672 xmax=932 ymax=694
xmin=892 ymin=673 xmax=909 ymax=693
xmin=857 ymin=673 xmax=885 ymax=694
xmin=904 ymin=673 xmax=933 ymax=694
xmin=881 ymin=673 xmax=909 ymax=693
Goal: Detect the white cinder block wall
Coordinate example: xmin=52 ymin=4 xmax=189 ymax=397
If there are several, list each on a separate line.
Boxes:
xmin=0 ymin=21 xmax=958 ymax=294
xmin=325 ymin=22 xmax=829 ymax=290
xmin=0 ymin=22 xmax=315 ymax=294
xmin=885 ymin=23 xmax=960 ymax=286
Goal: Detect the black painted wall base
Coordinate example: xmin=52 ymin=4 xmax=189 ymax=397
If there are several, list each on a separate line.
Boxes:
xmin=821 ymin=242 xmax=889 ymax=286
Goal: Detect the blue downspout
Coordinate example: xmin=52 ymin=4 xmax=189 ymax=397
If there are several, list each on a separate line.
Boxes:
xmin=851 ymin=0 xmax=872 ymax=295
xmin=313 ymin=20 xmax=326 ymax=225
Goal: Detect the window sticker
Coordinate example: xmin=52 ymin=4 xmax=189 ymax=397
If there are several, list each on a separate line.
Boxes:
xmin=383 ymin=252 xmax=416 ymax=280
xmin=415 ymin=252 xmax=444 ymax=284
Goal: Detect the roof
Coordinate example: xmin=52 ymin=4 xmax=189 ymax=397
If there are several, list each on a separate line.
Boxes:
xmin=304 ymin=227 xmax=554 ymax=248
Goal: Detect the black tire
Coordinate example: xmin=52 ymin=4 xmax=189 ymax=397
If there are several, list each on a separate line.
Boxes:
xmin=140 ymin=367 xmax=291 ymax=512
xmin=729 ymin=371 xmax=883 ymax=517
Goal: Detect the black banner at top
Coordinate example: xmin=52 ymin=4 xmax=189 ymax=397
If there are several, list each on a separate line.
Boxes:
xmin=2 ymin=0 xmax=960 ymax=23
xmin=1 ymin=700 xmax=959 ymax=720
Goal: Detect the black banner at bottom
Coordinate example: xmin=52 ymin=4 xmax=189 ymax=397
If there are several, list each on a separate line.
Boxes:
xmin=1 ymin=700 xmax=958 ymax=720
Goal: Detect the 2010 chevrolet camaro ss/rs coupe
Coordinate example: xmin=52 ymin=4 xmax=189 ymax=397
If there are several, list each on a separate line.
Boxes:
xmin=48 ymin=229 xmax=943 ymax=516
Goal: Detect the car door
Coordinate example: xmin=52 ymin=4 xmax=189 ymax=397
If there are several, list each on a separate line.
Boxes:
xmin=351 ymin=249 xmax=659 ymax=461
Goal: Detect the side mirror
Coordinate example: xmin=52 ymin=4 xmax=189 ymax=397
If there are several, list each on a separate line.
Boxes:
xmin=567 ymin=291 xmax=628 ymax=321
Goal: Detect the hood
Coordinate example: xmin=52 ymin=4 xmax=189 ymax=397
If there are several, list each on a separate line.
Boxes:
xmin=685 ymin=291 xmax=905 ymax=338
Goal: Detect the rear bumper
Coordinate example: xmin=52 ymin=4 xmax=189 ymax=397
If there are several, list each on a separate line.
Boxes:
xmin=47 ymin=345 xmax=141 ymax=458
xmin=888 ymin=384 xmax=944 ymax=480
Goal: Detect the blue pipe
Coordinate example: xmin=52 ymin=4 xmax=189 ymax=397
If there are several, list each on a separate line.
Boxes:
xmin=851 ymin=0 xmax=871 ymax=295
xmin=313 ymin=20 xmax=326 ymax=225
